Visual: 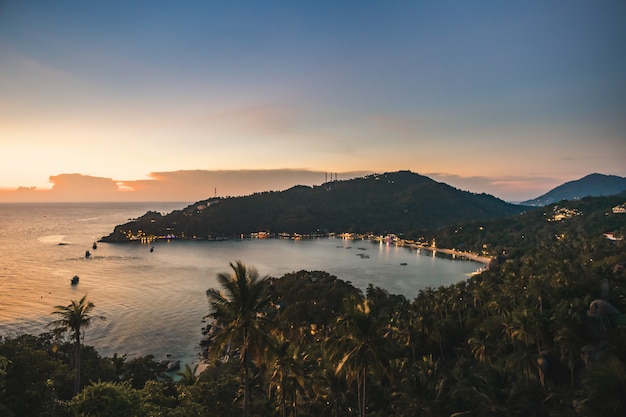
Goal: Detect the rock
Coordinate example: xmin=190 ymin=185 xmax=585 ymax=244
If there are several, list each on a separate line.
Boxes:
xmin=581 ymin=342 xmax=610 ymax=366
xmin=588 ymin=299 xmax=620 ymax=318
xmin=165 ymin=360 xmax=180 ymax=372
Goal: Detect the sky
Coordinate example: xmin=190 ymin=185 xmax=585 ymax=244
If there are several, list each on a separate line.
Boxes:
xmin=1 ymin=0 xmax=625 ymax=203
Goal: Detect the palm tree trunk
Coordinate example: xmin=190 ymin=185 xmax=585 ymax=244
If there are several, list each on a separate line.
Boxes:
xmin=243 ymin=340 xmax=249 ymax=417
xmin=74 ymin=330 xmax=81 ymax=395
xmin=281 ymin=375 xmax=286 ymax=417
xmin=243 ymin=351 xmax=249 ymax=417
xmin=361 ymin=367 xmax=367 ymax=417
xmin=357 ymin=373 xmax=362 ymax=417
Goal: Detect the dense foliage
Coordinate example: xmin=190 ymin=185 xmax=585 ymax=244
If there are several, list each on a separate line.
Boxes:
xmin=426 ymin=193 xmax=626 ymax=258
xmin=2 ymin=194 xmax=625 ymax=416
xmin=101 ymin=171 xmax=526 ymax=241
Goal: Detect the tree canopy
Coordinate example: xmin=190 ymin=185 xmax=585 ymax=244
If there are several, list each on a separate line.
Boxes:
xmin=2 ymin=193 xmax=625 ymax=416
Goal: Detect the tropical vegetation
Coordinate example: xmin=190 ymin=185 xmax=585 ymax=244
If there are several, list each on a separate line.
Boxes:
xmin=0 ymin=194 xmax=624 ymax=416
xmin=205 ymin=261 xmax=273 ymax=417
xmin=48 ymin=294 xmax=105 ymax=395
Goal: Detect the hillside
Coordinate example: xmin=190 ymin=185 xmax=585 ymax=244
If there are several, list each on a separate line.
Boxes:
xmin=521 ymin=173 xmax=626 ymax=206
xmin=101 ymin=171 xmax=528 ymax=242
xmin=428 ymin=192 xmax=626 ymax=260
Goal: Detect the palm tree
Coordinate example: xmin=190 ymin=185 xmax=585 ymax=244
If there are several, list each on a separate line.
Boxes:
xmin=206 ymin=260 xmax=272 ymax=417
xmin=267 ymin=332 xmax=308 ymax=417
xmin=325 ymin=297 xmax=391 ymax=417
xmin=176 ymin=363 xmax=199 ymax=386
xmin=503 ymin=308 xmax=543 ymax=352
xmin=580 ymin=355 xmax=626 ymax=416
xmin=472 ymin=280 xmax=490 ymax=319
xmin=451 ymin=281 xmax=469 ymax=329
xmin=550 ymin=298 xmax=586 ymax=385
xmin=391 ymin=354 xmax=445 ymax=416
xmin=468 ymin=329 xmax=490 ymax=364
xmin=48 ymin=294 xmax=104 ymax=395
xmin=310 ymin=350 xmax=350 ymax=417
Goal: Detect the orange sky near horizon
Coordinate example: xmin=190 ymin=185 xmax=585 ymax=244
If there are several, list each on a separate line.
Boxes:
xmin=1 ymin=1 xmax=624 ymax=203
xmin=0 ymin=169 xmax=581 ymax=204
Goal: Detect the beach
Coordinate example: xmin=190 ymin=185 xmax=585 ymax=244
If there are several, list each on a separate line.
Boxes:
xmin=368 ymin=235 xmax=493 ymax=269
xmin=412 ymin=244 xmax=493 ymax=267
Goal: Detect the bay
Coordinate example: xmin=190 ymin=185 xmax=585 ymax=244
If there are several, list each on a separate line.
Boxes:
xmin=0 ymin=202 xmax=481 ymax=367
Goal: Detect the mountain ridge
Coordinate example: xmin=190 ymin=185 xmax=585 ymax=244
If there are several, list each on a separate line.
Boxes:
xmin=101 ymin=170 xmax=528 ymax=242
xmin=521 ymin=173 xmax=626 ymax=206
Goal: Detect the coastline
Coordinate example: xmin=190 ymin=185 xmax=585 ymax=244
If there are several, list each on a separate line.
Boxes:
xmin=367 ymin=235 xmax=493 ymax=269
xmin=409 ymin=244 xmax=493 ymax=268
xmin=101 ymin=229 xmax=494 ymax=272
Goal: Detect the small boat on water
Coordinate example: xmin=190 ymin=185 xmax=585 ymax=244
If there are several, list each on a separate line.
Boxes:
xmin=71 ymin=275 xmax=79 ymax=285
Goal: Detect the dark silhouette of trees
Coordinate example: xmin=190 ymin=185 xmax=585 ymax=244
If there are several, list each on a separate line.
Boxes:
xmin=48 ymin=294 xmax=105 ymax=395
xmin=206 ymin=260 xmax=273 ymax=417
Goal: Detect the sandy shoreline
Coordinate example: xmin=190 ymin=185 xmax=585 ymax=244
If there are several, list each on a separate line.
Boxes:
xmin=409 ymin=244 xmax=493 ymax=267
xmin=366 ymin=236 xmax=493 ymax=268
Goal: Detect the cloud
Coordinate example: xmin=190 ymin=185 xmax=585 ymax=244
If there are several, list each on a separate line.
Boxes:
xmin=49 ymin=174 xmax=119 ymax=194
xmin=0 ymin=169 xmax=370 ymax=202
xmin=0 ymin=174 xmax=118 ymax=202
xmin=0 ymin=169 xmax=568 ymax=203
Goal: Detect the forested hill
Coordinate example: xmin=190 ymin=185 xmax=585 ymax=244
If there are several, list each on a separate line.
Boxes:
xmin=521 ymin=173 xmax=626 ymax=206
xmin=427 ymin=192 xmax=626 ymax=260
xmin=101 ymin=171 xmax=527 ymax=242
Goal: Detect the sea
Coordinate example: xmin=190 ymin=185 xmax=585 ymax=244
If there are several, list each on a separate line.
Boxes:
xmin=0 ymin=202 xmax=482 ymax=368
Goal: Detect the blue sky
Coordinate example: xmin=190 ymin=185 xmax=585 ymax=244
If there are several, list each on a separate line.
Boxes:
xmin=1 ymin=1 xmax=624 ymax=202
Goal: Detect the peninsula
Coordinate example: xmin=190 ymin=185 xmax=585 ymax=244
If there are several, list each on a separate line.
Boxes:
xmin=100 ymin=171 xmax=527 ymax=243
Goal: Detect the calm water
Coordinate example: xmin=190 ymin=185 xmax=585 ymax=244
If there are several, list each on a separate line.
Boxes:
xmin=0 ymin=202 xmax=480 ymax=367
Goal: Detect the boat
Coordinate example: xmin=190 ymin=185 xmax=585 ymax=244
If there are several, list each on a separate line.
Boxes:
xmin=71 ymin=275 xmax=79 ymax=285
